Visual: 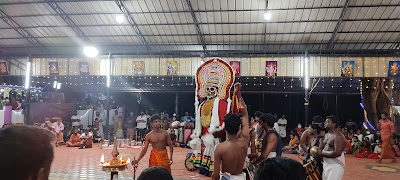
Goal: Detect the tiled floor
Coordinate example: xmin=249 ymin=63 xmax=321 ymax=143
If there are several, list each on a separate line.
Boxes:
xmin=50 ymin=144 xmax=208 ymax=180
xmin=50 ymin=144 xmax=400 ymax=180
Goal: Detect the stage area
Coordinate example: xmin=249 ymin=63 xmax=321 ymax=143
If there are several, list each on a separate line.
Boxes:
xmin=49 ymin=144 xmax=400 ymax=180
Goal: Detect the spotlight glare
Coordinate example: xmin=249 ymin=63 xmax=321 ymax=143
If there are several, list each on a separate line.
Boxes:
xmin=84 ymin=46 xmax=98 ymax=57
xmin=264 ymin=12 xmax=272 ymax=20
xmin=116 ymin=15 xmax=125 ymax=23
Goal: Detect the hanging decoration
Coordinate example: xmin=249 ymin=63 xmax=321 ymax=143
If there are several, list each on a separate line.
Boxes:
xmin=0 ymin=62 xmax=8 ymax=75
xmin=133 ymin=61 xmax=145 ymax=75
xmin=341 ymin=61 xmax=354 ymax=77
xmin=166 ymin=60 xmax=178 ymax=75
xmin=229 ymin=61 xmax=241 ymax=76
xmin=388 ymin=61 xmax=400 ymax=77
xmin=49 ymin=62 xmax=59 ymax=75
xmin=265 ymin=61 xmax=277 ymax=77
xmin=79 ymin=61 xmax=89 ymax=75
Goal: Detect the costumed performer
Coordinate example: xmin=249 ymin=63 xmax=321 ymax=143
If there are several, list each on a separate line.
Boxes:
xmin=189 ymin=58 xmax=234 ymax=176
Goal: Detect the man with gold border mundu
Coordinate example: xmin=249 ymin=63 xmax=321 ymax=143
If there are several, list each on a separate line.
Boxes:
xmin=189 ymin=58 xmax=235 ymax=176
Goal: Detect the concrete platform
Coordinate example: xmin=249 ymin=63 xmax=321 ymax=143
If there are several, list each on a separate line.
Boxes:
xmin=49 ymin=144 xmax=399 ymax=179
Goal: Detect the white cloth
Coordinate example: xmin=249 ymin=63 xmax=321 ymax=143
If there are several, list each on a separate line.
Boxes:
xmin=80 ymin=132 xmax=93 ymax=139
xmin=357 ymin=134 xmax=363 ymax=142
xmin=98 ymin=122 xmax=104 ymax=139
xmin=220 ymin=172 xmax=246 ymax=180
xmin=277 ymin=118 xmax=287 ymax=130
xmin=277 ymin=118 xmax=287 ymax=138
xmin=136 ymin=115 xmax=147 ymax=129
xmin=322 ymin=151 xmax=345 ymax=180
xmin=71 ymin=115 xmax=81 ymax=127
xmin=374 ymin=145 xmax=382 ymax=154
xmin=273 ymin=122 xmax=279 ymax=132
xmin=267 ymin=152 xmax=277 ymax=159
xmin=365 ymin=134 xmax=374 ymax=142
xmin=52 ymin=122 xmax=64 ymax=133
xmin=115 ymin=129 xmax=124 ymax=139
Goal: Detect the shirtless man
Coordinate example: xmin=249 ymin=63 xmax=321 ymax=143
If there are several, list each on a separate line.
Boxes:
xmin=314 ymin=115 xmax=346 ymax=180
xmin=299 ymin=115 xmax=324 ymax=156
xmin=132 ymin=115 xmax=173 ymax=173
xmin=212 ymin=98 xmax=250 ymax=180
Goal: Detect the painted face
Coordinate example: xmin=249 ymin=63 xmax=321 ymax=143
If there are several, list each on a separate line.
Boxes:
xmin=206 ymin=85 xmax=218 ymax=99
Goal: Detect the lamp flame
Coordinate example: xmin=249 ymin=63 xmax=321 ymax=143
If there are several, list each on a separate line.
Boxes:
xmin=127 ymin=158 xmax=131 ymax=164
xmin=119 ymin=156 xmax=122 ymax=161
xmin=100 ymin=154 xmax=105 ymax=165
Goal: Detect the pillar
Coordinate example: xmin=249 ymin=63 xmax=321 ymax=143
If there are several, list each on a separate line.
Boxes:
xmin=175 ymin=92 xmax=179 ymax=117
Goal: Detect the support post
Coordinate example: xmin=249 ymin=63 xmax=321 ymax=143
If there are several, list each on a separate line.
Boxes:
xmin=105 ymin=53 xmax=112 ymax=140
xmin=175 ymin=92 xmax=179 ymax=117
xmin=24 ymin=54 xmax=31 ymax=124
xmin=304 ymin=52 xmax=309 ymax=127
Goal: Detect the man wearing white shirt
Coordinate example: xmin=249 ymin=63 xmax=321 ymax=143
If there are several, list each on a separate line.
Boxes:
xmin=277 ymin=115 xmax=288 ymax=138
xmin=79 ymin=129 xmax=93 ymax=149
xmin=136 ymin=111 xmax=147 ymax=139
xmin=71 ymin=111 xmax=81 ymax=127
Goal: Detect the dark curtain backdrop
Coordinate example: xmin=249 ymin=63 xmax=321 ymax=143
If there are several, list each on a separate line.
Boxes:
xmin=28 ymin=102 xmax=77 ymax=124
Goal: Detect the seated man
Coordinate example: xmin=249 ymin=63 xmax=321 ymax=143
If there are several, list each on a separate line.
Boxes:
xmin=212 ymin=97 xmax=250 ymax=180
xmin=66 ymin=128 xmax=81 ymax=147
xmin=0 ymin=125 xmax=55 ymax=179
xmin=79 ymin=129 xmax=93 ymax=149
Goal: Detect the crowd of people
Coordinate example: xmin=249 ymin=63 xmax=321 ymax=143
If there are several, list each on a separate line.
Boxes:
xmin=0 ymin=96 xmax=399 ymax=180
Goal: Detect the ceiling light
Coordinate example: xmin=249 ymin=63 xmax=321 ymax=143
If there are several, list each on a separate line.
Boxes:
xmin=264 ymin=12 xmax=272 ymax=20
xmin=84 ymin=46 xmax=98 ymax=57
xmin=116 ymin=15 xmax=125 ymax=23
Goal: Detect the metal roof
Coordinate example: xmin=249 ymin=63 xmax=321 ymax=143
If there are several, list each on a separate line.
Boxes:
xmin=0 ymin=0 xmax=399 ymax=56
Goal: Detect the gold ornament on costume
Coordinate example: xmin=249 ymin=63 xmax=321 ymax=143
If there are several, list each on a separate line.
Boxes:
xmin=200 ymin=99 xmax=214 ymax=127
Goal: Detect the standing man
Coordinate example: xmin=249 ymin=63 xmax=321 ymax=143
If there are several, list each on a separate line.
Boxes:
xmin=132 ymin=115 xmax=173 ymax=173
xmin=377 ymin=112 xmax=396 ymax=163
xmin=136 ymin=111 xmax=148 ymax=140
xmin=71 ymin=111 xmax=81 ymax=128
xmin=94 ymin=111 xmax=104 ymax=140
xmin=277 ymin=115 xmax=287 ymax=138
xmin=252 ymin=113 xmax=283 ymax=165
xmin=314 ymin=115 xmax=346 ymax=180
xmin=112 ymin=110 xmax=119 ymax=130
xmin=145 ymin=110 xmax=151 ymax=128
xmin=299 ymin=115 xmax=324 ymax=156
xmin=254 ymin=111 xmax=265 ymax=142
xmin=212 ymin=98 xmax=250 ymax=180
xmin=52 ymin=118 xmax=65 ymax=147
xmin=126 ymin=111 xmax=136 ymax=140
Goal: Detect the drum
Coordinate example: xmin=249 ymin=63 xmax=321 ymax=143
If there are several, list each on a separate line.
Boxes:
xmin=185 ymin=157 xmax=196 ymax=171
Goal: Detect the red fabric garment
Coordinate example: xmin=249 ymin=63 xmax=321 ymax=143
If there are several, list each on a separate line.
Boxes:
xmin=200 ymin=99 xmax=228 ymax=136
xmin=218 ymin=100 xmax=228 ymax=126
xmin=355 ymin=153 xmax=366 ymax=158
xmin=381 ymin=138 xmax=395 ymax=159
xmin=367 ymin=153 xmax=380 ymax=159
xmin=344 ymin=139 xmax=352 ymax=154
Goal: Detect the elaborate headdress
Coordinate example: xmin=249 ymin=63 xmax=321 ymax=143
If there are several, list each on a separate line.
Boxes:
xmin=196 ymin=58 xmax=234 ymax=100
